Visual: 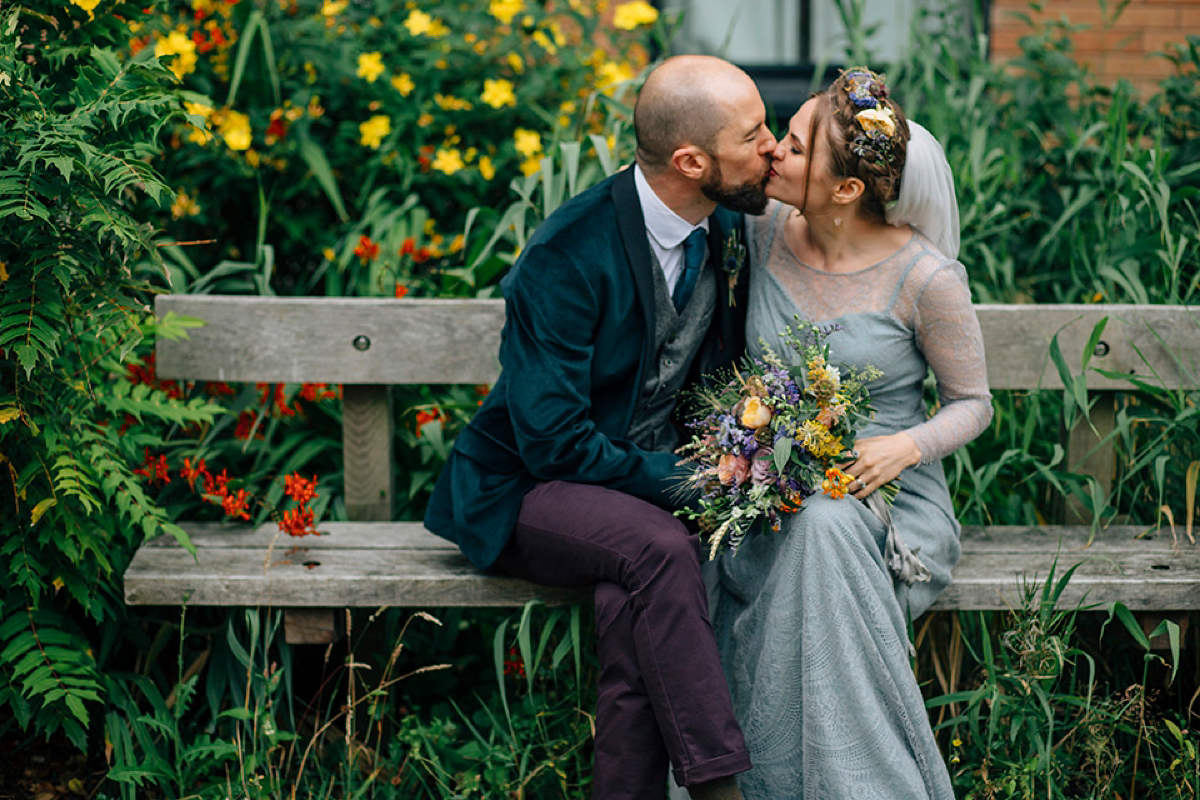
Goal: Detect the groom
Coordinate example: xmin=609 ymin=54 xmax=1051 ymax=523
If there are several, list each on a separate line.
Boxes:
xmin=425 ymin=55 xmax=776 ymax=800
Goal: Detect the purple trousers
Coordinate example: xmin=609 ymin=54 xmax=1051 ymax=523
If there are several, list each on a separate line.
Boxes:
xmin=493 ymin=481 xmax=750 ymax=799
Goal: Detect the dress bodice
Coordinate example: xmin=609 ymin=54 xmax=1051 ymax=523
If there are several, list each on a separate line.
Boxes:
xmin=746 ymin=200 xmax=992 ymax=463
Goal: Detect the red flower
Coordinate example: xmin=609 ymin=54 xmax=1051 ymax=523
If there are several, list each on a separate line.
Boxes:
xmin=354 ymin=235 xmax=380 ymax=263
xmin=133 ymin=449 xmax=171 ymax=487
xmin=284 ymin=473 xmax=318 ymax=505
xmin=234 ymin=409 xmax=265 ymax=440
xmin=413 ymin=247 xmax=432 ymax=264
xmin=415 ymin=408 xmax=443 ymax=436
xmin=205 ymin=381 xmax=236 ymax=396
xmin=205 ymin=468 xmax=231 ymax=498
xmin=280 ymin=505 xmax=317 ymax=537
xmin=394 ymin=284 xmax=409 ymax=298
xmin=265 ymin=109 xmax=287 ymax=143
xmin=222 ymin=489 xmax=252 ymax=520
xmin=181 ymin=457 xmax=209 ymax=490
xmin=399 ymin=237 xmax=416 ymax=257
xmin=503 ymin=646 xmax=526 ymax=678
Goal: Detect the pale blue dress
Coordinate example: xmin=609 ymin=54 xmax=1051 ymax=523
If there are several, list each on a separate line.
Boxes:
xmin=710 ymin=202 xmax=993 ymax=799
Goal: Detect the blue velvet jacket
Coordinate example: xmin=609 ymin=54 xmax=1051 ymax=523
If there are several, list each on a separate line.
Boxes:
xmin=424 ymin=167 xmax=749 ymax=569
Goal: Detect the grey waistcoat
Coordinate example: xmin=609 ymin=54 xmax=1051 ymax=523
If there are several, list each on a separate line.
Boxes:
xmin=626 ymin=247 xmax=717 ymax=453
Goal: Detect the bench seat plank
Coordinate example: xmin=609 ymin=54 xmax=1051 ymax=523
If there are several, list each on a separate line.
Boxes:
xmin=124 ymin=523 xmax=1200 ymax=612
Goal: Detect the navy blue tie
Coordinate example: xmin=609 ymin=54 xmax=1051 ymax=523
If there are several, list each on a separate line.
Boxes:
xmin=672 ymin=228 xmax=707 ymax=312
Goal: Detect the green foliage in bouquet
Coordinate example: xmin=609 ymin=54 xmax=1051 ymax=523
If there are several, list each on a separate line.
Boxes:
xmin=676 ymin=321 xmax=885 ymax=558
xmin=0 ymin=2 xmax=225 ymax=747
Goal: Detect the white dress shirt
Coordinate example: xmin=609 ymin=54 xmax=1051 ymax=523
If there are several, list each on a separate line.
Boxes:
xmin=633 ymin=164 xmax=709 ymax=293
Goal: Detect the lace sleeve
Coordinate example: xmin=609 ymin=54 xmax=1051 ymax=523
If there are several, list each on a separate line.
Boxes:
xmin=905 ymin=260 xmax=993 ymax=464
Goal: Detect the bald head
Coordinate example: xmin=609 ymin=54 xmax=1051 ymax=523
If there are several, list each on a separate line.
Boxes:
xmin=634 ymin=56 xmax=758 ymax=173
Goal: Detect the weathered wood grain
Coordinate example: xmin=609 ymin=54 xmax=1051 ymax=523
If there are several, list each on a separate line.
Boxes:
xmin=124 ymin=523 xmax=1200 ymax=612
xmin=156 ymin=297 xmax=1200 ymax=390
xmin=975 ymin=304 xmax=1200 ymax=390
xmin=155 ymin=296 xmax=505 ymax=384
xmin=342 ymin=385 xmax=393 ymax=521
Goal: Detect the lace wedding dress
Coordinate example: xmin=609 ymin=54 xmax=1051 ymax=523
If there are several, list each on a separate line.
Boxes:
xmin=709 ymin=200 xmax=992 ymax=799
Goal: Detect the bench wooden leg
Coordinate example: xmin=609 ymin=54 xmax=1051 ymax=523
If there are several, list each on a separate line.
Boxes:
xmin=284 ymin=609 xmax=344 ymax=645
xmin=1065 ymin=390 xmax=1116 ymax=525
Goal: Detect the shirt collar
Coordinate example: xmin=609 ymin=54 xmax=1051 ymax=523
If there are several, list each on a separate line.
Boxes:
xmin=633 ymin=163 xmax=709 ymax=250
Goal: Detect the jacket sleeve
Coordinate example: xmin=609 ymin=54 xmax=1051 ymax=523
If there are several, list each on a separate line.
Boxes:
xmin=498 ymin=241 xmax=685 ymax=509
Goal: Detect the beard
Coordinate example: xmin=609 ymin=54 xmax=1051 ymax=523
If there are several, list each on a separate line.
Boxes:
xmin=701 ymin=157 xmax=771 ymax=215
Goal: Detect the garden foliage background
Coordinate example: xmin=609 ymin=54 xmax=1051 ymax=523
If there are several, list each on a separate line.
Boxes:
xmin=1 ymin=0 xmax=1199 ymax=797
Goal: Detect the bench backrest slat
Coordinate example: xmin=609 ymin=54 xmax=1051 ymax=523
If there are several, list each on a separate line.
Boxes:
xmin=156 ymin=297 xmax=1200 ymax=392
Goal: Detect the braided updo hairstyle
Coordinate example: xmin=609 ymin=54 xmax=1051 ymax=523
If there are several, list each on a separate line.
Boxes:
xmin=807 ymin=67 xmax=910 ymax=222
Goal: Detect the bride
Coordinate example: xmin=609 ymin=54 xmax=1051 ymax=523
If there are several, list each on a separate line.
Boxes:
xmin=709 ymin=67 xmax=993 ymax=798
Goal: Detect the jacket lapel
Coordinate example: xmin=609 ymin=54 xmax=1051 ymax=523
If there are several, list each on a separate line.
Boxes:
xmin=611 ymin=168 xmax=657 ymax=368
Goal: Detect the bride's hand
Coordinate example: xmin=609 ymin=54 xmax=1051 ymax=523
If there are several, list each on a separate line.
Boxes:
xmin=840 ymin=433 xmax=921 ymax=499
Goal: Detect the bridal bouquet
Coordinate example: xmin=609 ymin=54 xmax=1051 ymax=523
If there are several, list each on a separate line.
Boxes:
xmin=676 ymin=321 xmax=890 ymax=559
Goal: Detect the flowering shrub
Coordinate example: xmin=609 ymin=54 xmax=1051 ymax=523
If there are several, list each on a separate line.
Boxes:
xmin=140 ymin=0 xmax=662 ymax=298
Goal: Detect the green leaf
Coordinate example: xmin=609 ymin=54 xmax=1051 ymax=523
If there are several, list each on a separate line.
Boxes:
xmin=774 ymin=436 xmax=792 ymax=475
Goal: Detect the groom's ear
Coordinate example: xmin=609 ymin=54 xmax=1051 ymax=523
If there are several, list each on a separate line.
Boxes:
xmin=670 ymin=145 xmax=709 ymax=181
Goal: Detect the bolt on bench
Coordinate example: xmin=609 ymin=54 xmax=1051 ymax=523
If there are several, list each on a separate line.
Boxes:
xmin=124 ymin=297 xmax=1200 ymax=644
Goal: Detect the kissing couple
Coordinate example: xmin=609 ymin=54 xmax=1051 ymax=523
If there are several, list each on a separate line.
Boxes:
xmin=426 ymin=54 xmax=992 ymax=800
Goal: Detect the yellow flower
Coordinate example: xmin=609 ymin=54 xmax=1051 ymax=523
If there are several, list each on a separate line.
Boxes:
xmin=532 ymin=30 xmax=557 ymax=55
xmin=404 ymin=9 xmax=432 ymax=36
xmin=391 ymin=72 xmax=415 ymax=96
xmin=432 ymin=148 xmax=465 ymax=175
xmin=612 ymin=0 xmax=658 ymax=30
xmin=478 ymin=155 xmax=496 ymax=181
xmin=428 ymin=18 xmax=450 ymax=37
xmin=489 ymin=0 xmax=523 ymax=24
xmin=154 ymin=29 xmax=198 ymax=81
xmin=740 ymin=396 xmax=773 ymax=430
xmin=481 ymin=78 xmax=516 ymax=109
xmin=595 ymin=60 xmax=634 ymax=93
xmin=855 ymin=106 xmax=896 ymax=138
xmin=513 ymin=128 xmax=542 ymax=158
xmin=417 ymin=112 xmax=434 ymax=127
xmin=322 ymin=247 xmax=336 ymax=261
xmin=506 ymin=52 xmax=525 ymax=74
xmin=170 ymin=190 xmax=201 ymax=219
xmin=798 ymin=420 xmax=843 ymax=461
xmin=70 ymin=0 xmax=102 ymax=16
xmin=356 ymin=52 xmax=385 ymax=83
xmin=520 ymin=155 xmax=543 ymax=176
xmin=359 ymin=114 xmax=391 ymax=149
xmin=321 ymin=0 xmax=347 ymax=16
xmin=219 ymin=110 xmax=252 ymax=151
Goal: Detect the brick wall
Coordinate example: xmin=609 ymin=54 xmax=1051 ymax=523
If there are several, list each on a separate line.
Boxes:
xmin=989 ymin=0 xmax=1199 ymax=94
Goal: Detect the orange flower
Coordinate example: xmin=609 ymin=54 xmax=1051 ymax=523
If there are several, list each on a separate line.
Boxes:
xmin=222 ymin=488 xmax=252 ymax=520
xmin=394 ymin=283 xmax=409 ymax=298
xmin=821 ymin=467 xmax=854 ymax=500
xmin=353 ymin=234 xmax=380 ymax=263
xmin=280 ymin=505 xmax=317 ymax=536
xmin=413 ymin=246 xmax=432 ymax=264
xmin=134 ymin=449 xmax=171 ymax=487
xmin=399 ymin=236 xmax=416 ymax=257
xmin=181 ymin=457 xmax=209 ymax=490
xmin=284 ymin=473 xmax=318 ymax=505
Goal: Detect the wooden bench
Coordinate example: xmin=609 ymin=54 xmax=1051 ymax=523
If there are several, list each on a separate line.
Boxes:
xmin=125 ymin=297 xmax=1200 ymax=643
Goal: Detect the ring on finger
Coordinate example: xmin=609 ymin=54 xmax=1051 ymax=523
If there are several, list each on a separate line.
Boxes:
xmin=857 ymin=479 xmax=866 ymax=490
xmin=851 ymin=449 xmax=860 ymax=458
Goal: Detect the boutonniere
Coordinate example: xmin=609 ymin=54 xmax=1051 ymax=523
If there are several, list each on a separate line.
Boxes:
xmin=721 ymin=228 xmax=747 ymax=306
